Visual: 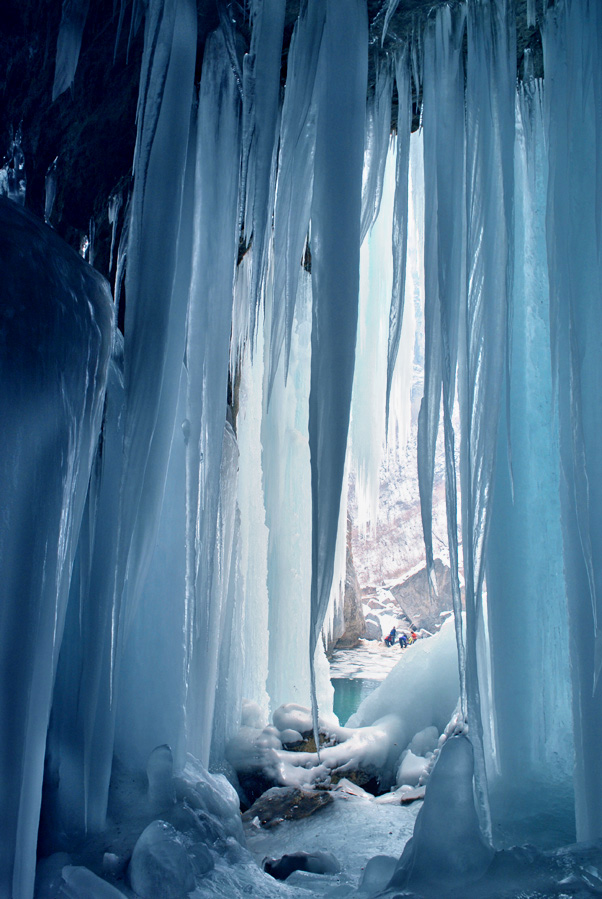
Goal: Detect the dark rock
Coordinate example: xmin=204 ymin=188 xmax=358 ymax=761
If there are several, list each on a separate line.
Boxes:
xmin=263 ymin=850 xmax=341 ymax=881
xmin=242 ymin=787 xmax=333 ymax=829
xmin=237 ymin=772 xmax=276 ymax=810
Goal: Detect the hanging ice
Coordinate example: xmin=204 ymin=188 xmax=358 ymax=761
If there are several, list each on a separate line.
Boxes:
xmin=308 ymin=0 xmax=367 ymax=731
xmin=268 ymin=0 xmax=325 ymax=398
xmin=52 ymin=0 xmax=90 ymax=100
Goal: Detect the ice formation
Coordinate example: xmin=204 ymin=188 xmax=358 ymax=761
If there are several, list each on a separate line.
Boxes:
xmin=1 ymin=0 xmax=602 ymax=896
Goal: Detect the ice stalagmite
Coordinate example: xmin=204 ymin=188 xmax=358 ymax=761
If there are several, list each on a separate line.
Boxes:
xmin=385 ymin=47 xmax=411 ymax=430
xmin=268 ymin=0 xmax=325 ymax=399
xmin=239 ymin=0 xmax=285 ymax=345
xmin=0 ymin=199 xmax=112 ymax=899
xmin=418 ymin=3 xmax=466 ymax=697
xmin=461 ymin=0 xmax=515 ymax=836
xmin=185 ymin=25 xmax=241 ymax=767
xmin=544 ymin=0 xmax=602 ymax=841
xmin=486 ymin=76 xmax=572 ymax=796
xmin=308 ymin=0 xmax=367 ymax=731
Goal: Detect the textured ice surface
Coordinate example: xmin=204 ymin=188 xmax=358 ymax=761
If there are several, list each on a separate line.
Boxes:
xmin=0 ymin=198 xmax=112 ymax=899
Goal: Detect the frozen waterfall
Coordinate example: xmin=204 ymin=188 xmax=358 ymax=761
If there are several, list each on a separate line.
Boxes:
xmin=1 ymin=0 xmax=602 ymax=895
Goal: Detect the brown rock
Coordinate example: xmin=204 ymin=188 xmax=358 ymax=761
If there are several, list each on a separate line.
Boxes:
xmin=242 ymin=787 xmax=333 ymax=829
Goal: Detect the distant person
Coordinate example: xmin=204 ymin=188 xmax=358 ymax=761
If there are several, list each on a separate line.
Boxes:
xmin=399 ymin=634 xmax=408 ymax=649
xmin=411 ymin=630 xmax=418 ymax=643
xmin=385 ymin=626 xmax=396 ymax=647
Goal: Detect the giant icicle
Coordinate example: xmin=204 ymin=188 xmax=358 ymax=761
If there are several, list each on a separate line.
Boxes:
xmin=308 ymin=0 xmax=368 ymax=732
xmin=461 ymin=0 xmax=515 ymax=837
xmin=185 ymin=24 xmax=242 ymax=767
xmin=486 ymin=72 xmax=573 ymax=805
xmin=418 ymin=3 xmax=467 ymax=704
xmin=0 ymin=200 xmax=112 ymax=899
xmin=544 ymin=0 xmax=602 ymax=841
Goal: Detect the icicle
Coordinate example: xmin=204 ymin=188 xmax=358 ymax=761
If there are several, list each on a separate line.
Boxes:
xmin=238 ymin=0 xmax=285 ymax=347
xmin=185 ymin=24 xmax=241 ymax=767
xmin=351 ymin=140 xmax=396 ymax=533
xmin=267 ymin=0 xmax=325 ymax=402
xmin=461 ymin=0 xmax=516 ymax=840
xmin=381 ymin=0 xmax=401 ymax=46
xmin=418 ymin=4 xmax=467 ymax=711
xmin=360 ymin=55 xmax=393 ymax=246
xmin=108 ymin=191 xmax=122 ymax=273
xmin=308 ymin=0 xmax=367 ymax=747
xmin=88 ymin=216 xmax=95 ymax=266
xmin=45 ymin=157 xmax=58 ymax=224
xmin=527 ymin=0 xmax=536 ymax=29
xmin=486 ymin=76 xmax=572 ymax=793
xmin=0 ymin=198 xmax=112 ymax=899
xmin=385 ymin=46 xmax=411 ymax=431
xmin=45 ymin=0 xmax=198 ymax=844
xmin=543 ymin=0 xmax=602 ymax=841
xmin=52 ymin=0 xmax=90 ymax=101
xmin=114 ymin=193 xmax=130 ymax=311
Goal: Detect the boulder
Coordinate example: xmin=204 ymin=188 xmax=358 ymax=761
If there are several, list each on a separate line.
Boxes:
xmin=389 ymin=559 xmax=463 ymax=632
xmin=242 ymin=787 xmax=333 ymax=828
xmin=364 ymin=614 xmax=383 ymax=641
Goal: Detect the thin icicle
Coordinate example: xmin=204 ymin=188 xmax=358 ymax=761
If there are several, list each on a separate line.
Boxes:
xmin=44 ymin=157 xmax=58 ymax=224
xmin=385 ymin=45 xmax=411 ymax=431
xmin=381 ymin=0 xmax=401 ymax=46
xmin=308 ymin=0 xmax=368 ymax=748
xmin=267 ymin=0 xmax=325 ymax=402
xmin=108 ymin=191 xmax=122 ymax=273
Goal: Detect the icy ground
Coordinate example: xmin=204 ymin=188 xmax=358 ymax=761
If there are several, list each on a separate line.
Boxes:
xmin=244 ymin=785 xmax=420 ymax=895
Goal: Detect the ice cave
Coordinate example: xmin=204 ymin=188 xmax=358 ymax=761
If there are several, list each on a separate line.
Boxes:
xmin=1 ymin=0 xmax=601 ymax=895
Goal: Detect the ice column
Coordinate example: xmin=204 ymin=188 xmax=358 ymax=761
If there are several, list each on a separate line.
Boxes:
xmin=308 ymin=0 xmax=367 ymax=729
xmin=461 ymin=0 xmax=515 ymax=836
xmin=0 ymin=199 xmax=112 ymax=899
xmin=185 ymin=25 xmax=241 ymax=768
xmin=418 ymin=3 xmax=466 ymax=698
xmin=544 ymin=0 xmax=602 ymax=841
xmin=487 ymin=77 xmax=572 ymax=791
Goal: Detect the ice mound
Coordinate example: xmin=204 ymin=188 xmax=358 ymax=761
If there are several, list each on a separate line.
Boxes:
xmin=387 ymin=735 xmax=494 ymax=894
xmin=129 ymin=820 xmax=196 ymax=898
